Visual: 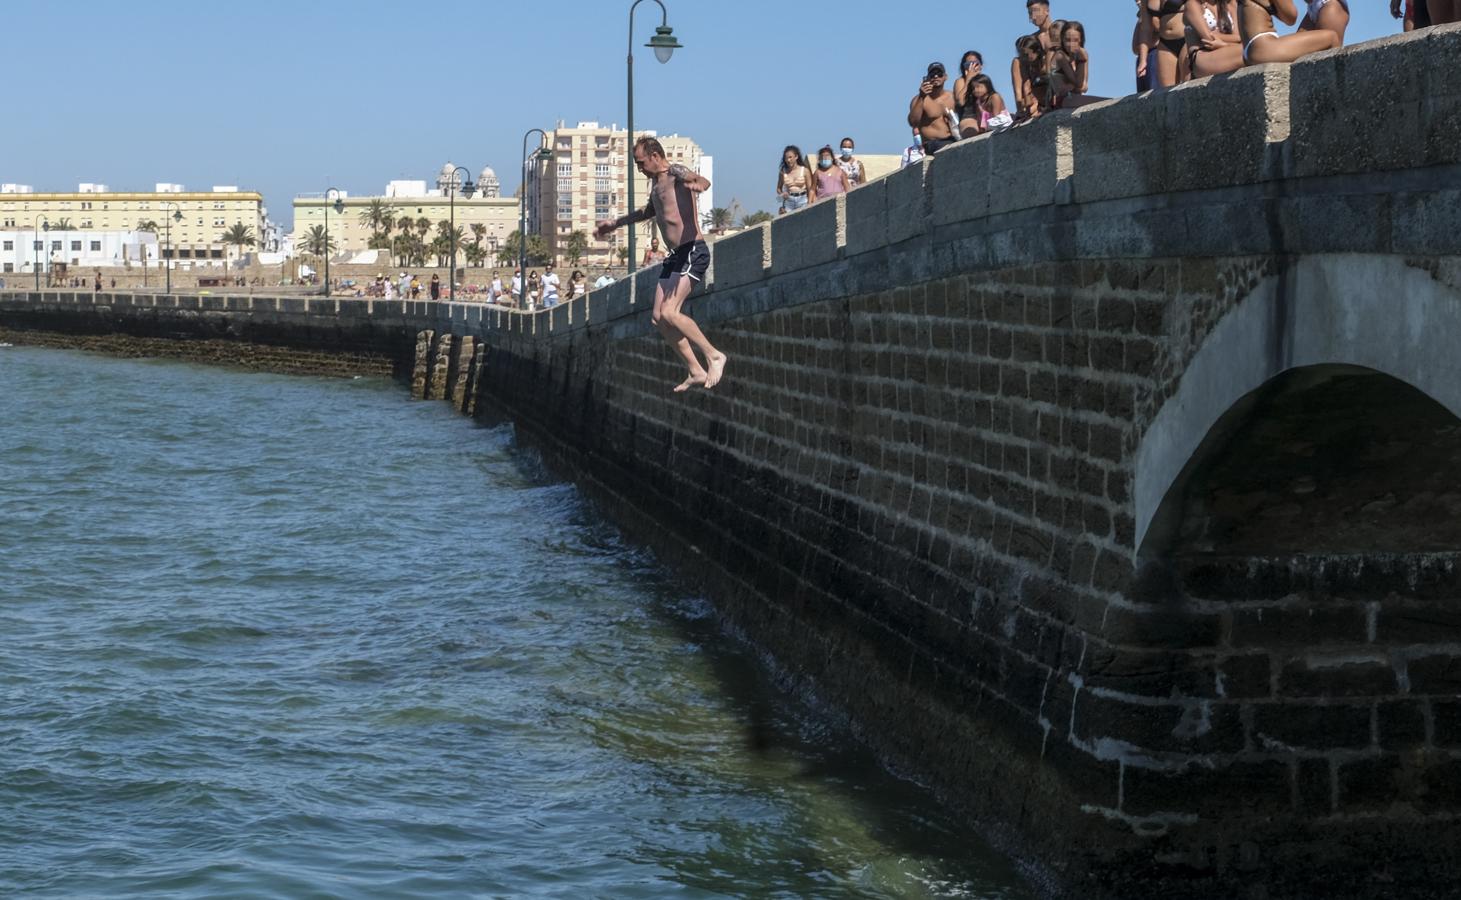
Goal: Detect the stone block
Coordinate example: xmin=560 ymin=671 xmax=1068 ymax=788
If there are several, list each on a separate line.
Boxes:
xmin=712 ymin=223 xmax=769 ymax=289
xmin=1070 ymin=63 xmax=1289 ymax=204
xmin=1067 ymin=92 xmax=1168 ymax=204
xmin=1408 ymin=653 xmax=1461 ymax=695
xmin=632 ymin=266 xmax=659 ymax=310
xmin=929 ymin=135 xmax=993 ymax=227
xmin=885 ymin=156 xmax=930 ymax=245
xmin=844 ymin=176 xmax=888 ymax=257
xmin=1287 ymin=28 xmax=1460 ymax=178
xmin=987 ymin=114 xmax=1064 ymax=216
xmin=769 ymin=194 xmax=843 ymax=274
xmin=599 ymin=277 xmax=632 ymax=321
xmin=1251 ymin=701 xmax=1372 ymax=750
xmin=1122 ymin=759 xmax=1291 ymax=818
xmin=1167 ymin=64 xmax=1290 ymax=191
xmin=1278 ymin=657 xmax=1398 ymax=698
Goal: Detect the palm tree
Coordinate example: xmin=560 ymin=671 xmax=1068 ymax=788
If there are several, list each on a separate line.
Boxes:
xmin=414 ymin=216 xmax=431 ymax=239
xmin=463 ymin=243 xmax=486 ymax=267
xmin=741 ymin=210 xmax=774 ymax=227
xmin=702 ymin=207 xmax=734 ymax=234
xmin=48 ymin=218 xmax=74 ymax=231
xmin=136 ymin=219 xmax=160 ymax=233
xmin=220 ymin=222 xmax=256 ymax=263
xmin=358 ymin=199 xmax=391 ymax=239
xmin=297 ymin=224 xmax=336 ymax=259
xmin=564 ymin=230 xmax=589 ymax=266
xmin=497 ymin=231 xmax=552 ymax=267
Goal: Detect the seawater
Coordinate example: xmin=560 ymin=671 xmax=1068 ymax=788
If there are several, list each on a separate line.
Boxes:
xmin=0 ymin=346 xmax=1030 ymax=899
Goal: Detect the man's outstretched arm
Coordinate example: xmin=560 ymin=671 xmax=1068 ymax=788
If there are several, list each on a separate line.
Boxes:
xmin=595 ymin=201 xmax=655 ymax=238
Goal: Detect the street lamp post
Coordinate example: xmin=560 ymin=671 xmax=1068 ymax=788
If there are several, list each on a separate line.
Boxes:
xmin=626 ymin=0 xmax=682 ymax=280
xmin=32 ymin=215 xmax=48 ymax=291
xmin=323 ymin=188 xmax=343 ymax=297
xmin=519 ymin=129 xmax=553 ymax=310
xmin=160 ymin=202 xmax=183 ymax=295
xmin=445 ymin=165 xmax=476 ymax=301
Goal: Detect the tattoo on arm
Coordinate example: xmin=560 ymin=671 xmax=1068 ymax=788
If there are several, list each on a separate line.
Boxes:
xmin=667 ymin=163 xmax=692 ymax=182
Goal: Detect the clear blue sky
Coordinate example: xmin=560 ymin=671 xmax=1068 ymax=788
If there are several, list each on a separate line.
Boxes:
xmin=2 ymin=1 xmax=1401 ymax=229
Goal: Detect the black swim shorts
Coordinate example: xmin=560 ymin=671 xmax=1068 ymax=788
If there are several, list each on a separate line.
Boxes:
xmin=923 ymin=137 xmax=956 ymax=155
xmin=660 ymin=240 xmax=710 ymax=282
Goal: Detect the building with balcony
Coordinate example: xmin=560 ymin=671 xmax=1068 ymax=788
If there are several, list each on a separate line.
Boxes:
xmin=0 ymin=184 xmax=267 ymax=267
xmin=531 ymin=122 xmax=710 ymax=267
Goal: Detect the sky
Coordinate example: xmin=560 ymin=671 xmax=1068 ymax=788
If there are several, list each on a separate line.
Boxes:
xmin=2 ymin=1 xmax=1403 ymax=231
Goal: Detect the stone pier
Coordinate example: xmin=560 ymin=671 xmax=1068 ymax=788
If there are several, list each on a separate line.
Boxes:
xmin=4 ymin=26 xmax=1461 ymax=898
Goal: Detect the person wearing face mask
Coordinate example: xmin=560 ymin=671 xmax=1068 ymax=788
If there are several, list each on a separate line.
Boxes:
xmin=814 ymin=146 xmax=851 ymax=202
xmin=836 ymin=138 xmax=865 ymax=188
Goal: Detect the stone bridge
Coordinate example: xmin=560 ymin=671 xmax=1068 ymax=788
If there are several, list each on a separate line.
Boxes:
xmin=3 ymin=25 xmax=1460 ymax=898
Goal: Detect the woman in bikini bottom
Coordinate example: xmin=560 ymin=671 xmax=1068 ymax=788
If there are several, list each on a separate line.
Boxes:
xmin=1185 ymin=0 xmax=1243 ymax=80
xmin=1238 ymin=0 xmax=1339 ymax=65
xmin=1147 ymin=0 xmax=1188 ymax=85
xmin=1299 ymin=0 xmax=1350 ymax=42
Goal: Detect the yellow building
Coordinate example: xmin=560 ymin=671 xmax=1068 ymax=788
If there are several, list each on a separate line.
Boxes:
xmin=532 ymin=123 xmax=709 ymax=267
xmin=292 ymin=164 xmax=522 ymax=264
xmin=0 ymin=185 xmax=267 ymax=266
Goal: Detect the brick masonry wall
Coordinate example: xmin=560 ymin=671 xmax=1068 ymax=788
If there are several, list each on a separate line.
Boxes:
xmin=472 ymin=250 xmax=1461 ymax=896
xmin=464 ymin=29 xmax=1461 ymax=899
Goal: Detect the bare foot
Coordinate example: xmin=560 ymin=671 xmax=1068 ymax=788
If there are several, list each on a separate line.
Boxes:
xmin=703 ymin=353 xmax=728 ymax=389
xmin=674 ymin=372 xmax=708 ymax=393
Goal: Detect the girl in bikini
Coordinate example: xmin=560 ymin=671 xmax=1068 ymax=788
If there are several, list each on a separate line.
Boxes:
xmin=1299 ymin=0 xmax=1350 ymax=42
xmin=1238 ymin=0 xmax=1340 ymax=65
xmin=1146 ymin=0 xmax=1188 ymax=86
xmin=1185 ymin=0 xmax=1243 ymax=79
xmin=1011 ymin=35 xmax=1049 ymax=121
xmin=1050 ymin=21 xmax=1090 ymax=107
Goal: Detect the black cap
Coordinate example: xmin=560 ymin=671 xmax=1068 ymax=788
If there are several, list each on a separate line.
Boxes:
xmin=927 ymin=62 xmax=946 ymax=77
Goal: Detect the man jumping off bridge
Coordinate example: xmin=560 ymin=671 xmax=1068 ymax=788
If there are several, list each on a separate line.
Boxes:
xmin=596 ymin=136 xmax=727 ymax=392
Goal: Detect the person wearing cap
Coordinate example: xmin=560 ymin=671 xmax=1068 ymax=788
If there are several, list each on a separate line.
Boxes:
xmin=907 ymin=61 xmax=957 ymax=156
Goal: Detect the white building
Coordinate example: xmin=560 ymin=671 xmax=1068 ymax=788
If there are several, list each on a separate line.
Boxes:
xmin=1 ymin=229 xmax=159 ymax=275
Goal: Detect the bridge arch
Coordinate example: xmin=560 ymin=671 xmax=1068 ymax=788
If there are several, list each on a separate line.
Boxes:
xmin=1136 ymin=254 xmax=1461 ymax=556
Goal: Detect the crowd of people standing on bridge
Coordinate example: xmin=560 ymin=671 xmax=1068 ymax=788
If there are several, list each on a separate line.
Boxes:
xmin=772 ymin=0 xmax=1455 ymax=197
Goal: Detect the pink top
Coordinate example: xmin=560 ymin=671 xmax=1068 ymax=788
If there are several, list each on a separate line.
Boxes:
xmin=816 ymin=168 xmax=846 ymax=198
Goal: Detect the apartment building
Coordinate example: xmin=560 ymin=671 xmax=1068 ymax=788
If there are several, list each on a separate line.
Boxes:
xmin=532 ymin=123 xmax=711 ymax=267
xmin=0 ymin=228 xmax=158 ymax=275
xmin=0 ymin=184 xmax=270 ymax=264
xmin=291 ymin=164 xmax=520 ymax=260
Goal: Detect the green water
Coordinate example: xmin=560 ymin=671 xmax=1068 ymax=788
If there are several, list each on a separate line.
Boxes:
xmin=0 ymin=346 xmax=1030 ymax=898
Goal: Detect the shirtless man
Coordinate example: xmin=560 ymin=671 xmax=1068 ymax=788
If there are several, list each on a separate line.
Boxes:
xmin=1028 ymin=0 xmax=1055 ymax=48
xmin=596 ymin=136 xmax=728 ymax=392
xmin=907 ymin=62 xmax=956 ymax=156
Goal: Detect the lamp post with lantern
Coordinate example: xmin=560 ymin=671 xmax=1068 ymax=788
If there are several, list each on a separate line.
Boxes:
xmin=625 ymin=0 xmax=682 ymax=279
xmin=444 ymin=165 xmax=476 ymax=301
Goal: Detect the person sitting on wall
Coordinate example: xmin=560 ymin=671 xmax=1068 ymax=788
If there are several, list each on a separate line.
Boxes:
xmin=1237 ymin=0 xmax=1339 ymax=64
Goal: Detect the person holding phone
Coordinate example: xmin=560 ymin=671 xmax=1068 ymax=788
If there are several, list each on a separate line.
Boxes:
xmin=907 ymin=62 xmax=956 ymax=156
